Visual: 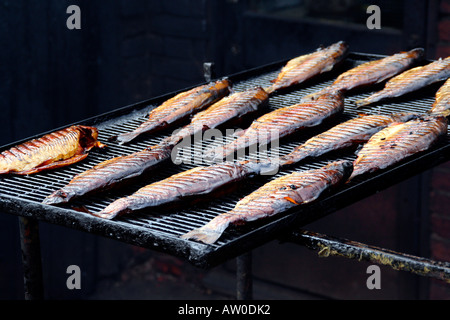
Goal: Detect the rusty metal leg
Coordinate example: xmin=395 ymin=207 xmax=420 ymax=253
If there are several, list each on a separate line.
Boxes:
xmin=236 ymin=252 xmax=253 ymax=300
xmin=18 ymin=217 xmax=44 ymax=300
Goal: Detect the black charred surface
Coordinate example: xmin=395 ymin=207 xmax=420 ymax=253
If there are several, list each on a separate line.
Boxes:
xmin=285 ymin=230 xmax=450 ymax=283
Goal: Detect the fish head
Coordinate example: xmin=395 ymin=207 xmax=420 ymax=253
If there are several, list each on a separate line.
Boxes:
xmin=77 ymin=126 xmax=106 ymax=151
xmin=324 ymin=160 xmax=354 ymax=181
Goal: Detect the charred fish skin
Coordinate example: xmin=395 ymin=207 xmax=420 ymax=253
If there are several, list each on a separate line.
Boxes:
xmin=42 ymin=143 xmax=173 ymax=205
xmin=355 ymin=56 xmax=450 ymax=108
xmin=0 ymin=125 xmax=106 ymax=175
xmin=349 ymin=116 xmax=448 ymax=181
xmin=116 ymin=78 xmax=231 ymax=144
xmin=266 ymin=41 xmax=349 ymax=94
xmin=180 ymin=160 xmax=353 ymax=245
xmin=162 ymin=87 xmax=269 ymax=147
xmin=278 ymin=112 xmax=419 ymax=167
xmin=94 ymin=160 xmax=272 ymax=220
xmin=303 ymin=48 xmax=424 ymax=101
xmin=206 ymin=91 xmax=344 ymax=162
xmin=429 ymin=77 xmax=450 ymax=117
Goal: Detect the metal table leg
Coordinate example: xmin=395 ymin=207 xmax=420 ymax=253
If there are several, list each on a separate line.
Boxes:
xmin=18 ymin=217 xmax=44 ymax=300
xmin=236 ymin=252 xmax=253 ymax=300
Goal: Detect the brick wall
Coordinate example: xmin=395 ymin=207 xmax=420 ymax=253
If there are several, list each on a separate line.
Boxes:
xmin=115 ymin=0 xmax=211 ymax=108
xmin=428 ymin=0 xmax=450 ymax=299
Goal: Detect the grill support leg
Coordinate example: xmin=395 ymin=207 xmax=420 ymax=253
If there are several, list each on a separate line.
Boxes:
xmin=236 ymin=252 xmax=253 ymax=300
xmin=18 ymin=217 xmax=44 ymax=300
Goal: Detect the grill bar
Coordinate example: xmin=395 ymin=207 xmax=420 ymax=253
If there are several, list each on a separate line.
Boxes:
xmin=284 ymin=230 xmax=450 ymax=283
xmin=0 ymin=52 xmax=449 ymax=271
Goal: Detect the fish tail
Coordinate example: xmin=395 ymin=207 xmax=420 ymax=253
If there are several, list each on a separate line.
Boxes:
xmin=115 ymin=131 xmax=140 ymax=145
xmin=93 ymin=198 xmax=131 ymax=220
xmin=42 ymin=189 xmax=72 ymax=205
xmin=355 ymin=89 xmax=390 ymax=108
xmin=181 ymin=214 xmax=232 ymax=244
xmin=278 ymin=150 xmax=308 ymax=167
xmin=354 ymin=97 xmax=374 ymax=109
xmin=264 ymin=85 xmax=276 ymax=95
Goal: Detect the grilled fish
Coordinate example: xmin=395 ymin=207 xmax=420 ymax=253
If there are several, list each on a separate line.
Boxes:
xmin=349 ymin=116 xmax=448 ymax=180
xmin=303 ymin=48 xmax=424 ymax=101
xmin=355 ymin=56 xmax=450 ymax=108
xmin=43 ymin=143 xmax=173 ymax=205
xmin=115 ymin=79 xmax=231 ymax=144
xmin=162 ymin=87 xmax=269 ymax=146
xmin=181 ymin=160 xmax=353 ymax=244
xmin=265 ymin=41 xmax=349 ymax=94
xmin=94 ymin=160 xmax=276 ymax=219
xmin=43 ymin=87 xmax=269 ymax=205
xmin=278 ymin=113 xmax=418 ymax=166
xmin=429 ymin=78 xmax=450 ymax=117
xmin=206 ymin=91 xmax=344 ymax=162
xmin=0 ymin=125 xmax=106 ymax=175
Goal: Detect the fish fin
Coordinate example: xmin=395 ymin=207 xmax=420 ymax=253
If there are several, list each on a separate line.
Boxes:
xmin=264 ymin=85 xmax=276 ymax=95
xmin=181 ymin=215 xmax=232 ymax=244
xmin=16 ymin=154 xmax=89 ymax=175
xmin=284 ymin=196 xmax=300 ymax=205
xmin=233 ymin=128 xmax=246 ymax=137
xmin=180 ymin=227 xmax=224 ymax=244
xmin=95 ymin=141 xmax=108 ymax=149
xmin=115 ymin=131 xmax=140 ymax=144
xmin=354 ymin=98 xmax=371 ymax=109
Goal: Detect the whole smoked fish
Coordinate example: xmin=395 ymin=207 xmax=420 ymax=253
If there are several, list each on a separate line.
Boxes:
xmin=0 ymin=125 xmax=106 ymax=175
xmin=303 ymin=48 xmax=424 ymax=101
xmin=94 ymin=160 xmax=275 ymax=219
xmin=181 ymin=160 xmax=353 ymax=244
xmin=349 ymin=116 xmax=448 ymax=181
xmin=265 ymin=41 xmax=348 ymax=94
xmin=206 ymin=91 xmax=344 ymax=162
xmin=278 ymin=113 xmax=418 ymax=166
xmin=355 ymin=56 xmax=450 ymax=108
xmin=429 ymin=77 xmax=450 ymax=117
xmin=43 ymin=87 xmax=269 ymax=205
xmin=43 ymin=143 xmax=173 ymax=205
xmin=115 ymin=79 xmax=231 ymax=144
xmin=163 ymin=87 xmax=269 ymax=146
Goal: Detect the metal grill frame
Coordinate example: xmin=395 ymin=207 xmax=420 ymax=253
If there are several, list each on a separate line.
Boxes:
xmin=1 ymin=52 xmax=450 ymax=275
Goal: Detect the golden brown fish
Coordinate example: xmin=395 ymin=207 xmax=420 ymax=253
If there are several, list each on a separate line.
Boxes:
xmin=278 ymin=113 xmax=418 ymax=166
xmin=303 ymin=48 xmax=424 ymax=101
xmin=115 ymin=79 xmax=231 ymax=144
xmin=429 ymin=77 xmax=450 ymax=117
xmin=349 ymin=116 xmax=448 ymax=181
xmin=181 ymin=160 xmax=353 ymax=244
xmin=42 ymin=143 xmax=173 ymax=205
xmin=355 ymin=56 xmax=450 ymax=108
xmin=0 ymin=125 xmax=106 ymax=175
xmin=94 ymin=160 xmax=275 ymax=219
xmin=162 ymin=87 xmax=269 ymax=146
xmin=265 ymin=41 xmax=348 ymax=94
xmin=43 ymin=87 xmax=269 ymax=205
xmin=206 ymin=91 xmax=344 ymax=162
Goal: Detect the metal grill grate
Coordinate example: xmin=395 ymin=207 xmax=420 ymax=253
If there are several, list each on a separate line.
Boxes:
xmin=1 ymin=53 xmax=449 ymax=267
